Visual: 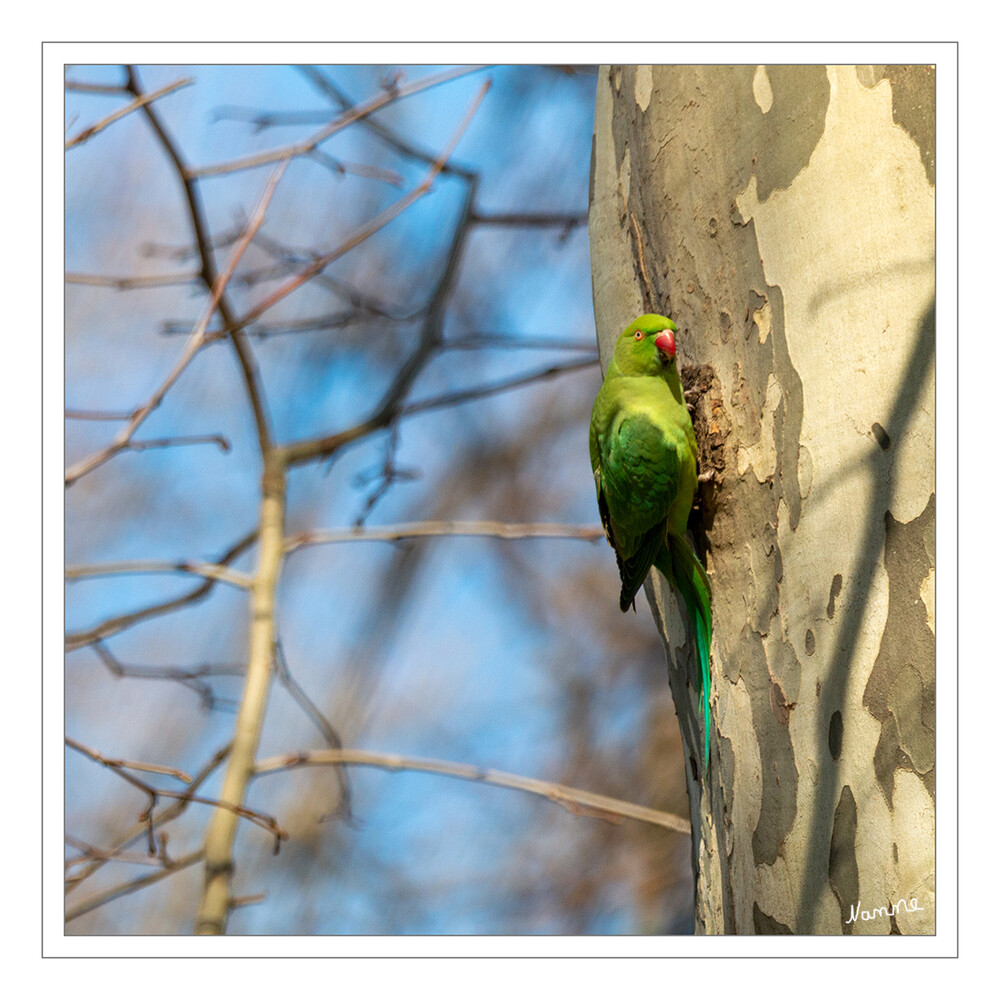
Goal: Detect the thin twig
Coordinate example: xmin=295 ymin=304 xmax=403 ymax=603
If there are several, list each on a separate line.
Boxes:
xmin=65 ymin=743 xmax=231 ymax=895
xmin=190 ymin=66 xmax=488 ymax=179
xmin=66 ymin=835 xmax=171 ymax=870
xmin=401 ymin=357 xmax=599 ymax=418
xmin=297 ymin=66 xmax=477 ymax=180
xmin=66 ymin=270 xmax=200 ymax=290
xmin=232 ymin=80 xmax=491 ymax=333
xmin=65 ymin=408 xmax=135 ymax=421
xmin=273 ymin=641 xmax=351 ymax=820
xmin=65 ymin=560 xmax=252 ymax=589
xmin=304 ymin=147 xmax=404 ymax=187
xmin=90 ymin=642 xmax=244 ymax=711
xmin=471 ymin=210 xmax=588 ymax=228
xmin=65 ymin=76 xmax=193 ymax=149
xmin=66 ymin=737 xmax=192 ymax=784
xmin=445 ymin=333 xmax=598 ymax=352
xmin=285 ymin=520 xmax=605 ymax=553
xmin=65 ymin=850 xmax=204 ymax=923
xmin=64 ymin=154 xmax=288 ymax=486
xmin=64 ymin=79 xmax=129 ymax=95
xmin=124 ymin=65 xmax=276 ymax=460
xmin=254 ymin=749 xmax=692 ymax=835
xmin=67 ymin=735 xmax=285 ymax=849
xmin=125 ymin=433 xmax=231 ymax=454
xmin=280 ymin=355 xmax=596 ymax=468
xmin=65 ymin=530 xmax=257 ymax=652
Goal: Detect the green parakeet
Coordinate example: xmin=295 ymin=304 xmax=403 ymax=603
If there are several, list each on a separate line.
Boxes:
xmin=589 ymin=314 xmax=713 ymax=768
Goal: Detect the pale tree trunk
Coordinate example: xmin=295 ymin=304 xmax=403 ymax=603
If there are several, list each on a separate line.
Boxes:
xmin=589 ymin=65 xmax=934 ymax=934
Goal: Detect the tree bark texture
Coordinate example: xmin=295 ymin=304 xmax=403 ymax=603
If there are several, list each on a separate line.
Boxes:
xmin=589 ymin=65 xmax=934 ymax=934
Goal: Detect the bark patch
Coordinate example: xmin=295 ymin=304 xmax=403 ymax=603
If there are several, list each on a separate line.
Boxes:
xmin=864 ymin=495 xmax=935 ymax=806
xmin=828 ymin=784 xmax=859 ymax=932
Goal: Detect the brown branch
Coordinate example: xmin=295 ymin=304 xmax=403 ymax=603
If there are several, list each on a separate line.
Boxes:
xmin=297 ymin=66 xmax=477 ymax=180
xmin=444 ymin=332 xmax=599 ymax=352
xmin=67 ymin=736 xmax=286 ymax=854
xmin=90 ymin=641 xmax=244 ymax=711
xmin=66 ymin=743 xmax=231 ymax=895
xmin=66 ymin=737 xmax=192 ymax=784
xmin=253 ymin=749 xmax=692 ymax=836
xmin=196 ymin=452 xmax=288 ymax=934
xmin=190 ymin=65 xmax=488 ymax=179
xmin=124 ymin=433 xmax=231 ymax=454
xmin=401 ymin=357 xmax=599 ymax=418
xmin=66 ymin=270 xmax=200 ymax=290
xmin=65 ymin=559 xmax=252 ymax=589
xmin=471 ymin=210 xmax=588 ymax=228
xmin=280 ymin=355 xmax=597 ymax=469
xmin=273 ymin=641 xmax=351 ymax=820
xmin=285 ymin=520 xmax=605 ymax=554
xmin=65 ymin=529 xmax=257 ymax=652
xmin=65 ymin=850 xmax=204 ymax=923
xmin=64 ymin=153 xmax=287 ymax=486
xmin=65 ymin=407 xmax=135 ymax=421
xmin=64 ymin=78 xmax=128 ymax=94
xmin=66 ymin=834 xmax=171 ymax=871
xmin=123 ymin=65 xmax=276 ymax=460
xmin=304 ymin=147 xmax=404 ymax=187
xmin=233 ymin=80 xmax=490 ymax=333
xmin=65 ymin=76 xmax=193 ymax=149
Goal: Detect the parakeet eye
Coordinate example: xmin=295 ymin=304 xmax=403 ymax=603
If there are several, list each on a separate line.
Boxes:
xmin=634 ymin=331 xmax=643 ymax=340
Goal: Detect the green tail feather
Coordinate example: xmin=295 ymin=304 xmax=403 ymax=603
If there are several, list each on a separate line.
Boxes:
xmin=662 ymin=533 xmax=713 ymax=770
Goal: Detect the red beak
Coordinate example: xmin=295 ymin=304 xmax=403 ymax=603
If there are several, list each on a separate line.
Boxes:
xmin=654 ymin=329 xmax=676 ymax=359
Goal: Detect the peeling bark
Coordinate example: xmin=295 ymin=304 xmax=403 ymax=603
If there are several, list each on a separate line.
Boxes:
xmin=589 ymin=65 xmax=935 ymax=934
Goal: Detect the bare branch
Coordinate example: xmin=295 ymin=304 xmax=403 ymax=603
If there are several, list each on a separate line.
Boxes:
xmin=190 ymin=65 xmax=488 ymax=179
xmin=65 ymin=850 xmax=204 ymax=923
xmin=471 ymin=210 xmax=588 ymax=229
xmin=64 ymin=154 xmax=288 ymax=486
xmin=66 ymin=834 xmax=172 ymax=870
xmin=232 ymin=80 xmax=491 ymax=333
xmin=196 ymin=452 xmax=289 ymax=934
xmin=304 ymin=147 xmax=404 ymax=187
xmin=400 ymin=356 xmax=599 ymax=419
xmin=285 ymin=520 xmax=605 ymax=554
xmin=65 ymin=559 xmax=252 ymax=589
xmin=123 ymin=65 xmax=277 ymax=459
xmin=66 ymin=270 xmax=200 ymax=290
xmin=68 ymin=735 xmax=285 ymax=855
xmin=65 ymin=407 xmax=135 ymax=421
xmin=64 ymin=78 xmax=128 ymax=95
xmin=66 ymin=737 xmax=193 ymax=784
xmin=90 ymin=642 xmax=244 ymax=712
xmin=254 ymin=749 xmax=692 ymax=836
xmin=125 ymin=433 xmax=231 ymax=454
xmin=65 ymin=530 xmax=257 ymax=652
xmin=297 ymin=66 xmax=477 ymax=179
xmin=280 ymin=355 xmax=597 ymax=469
xmin=66 ymin=743 xmax=231 ymax=895
xmin=273 ymin=641 xmax=351 ymax=820
xmin=65 ymin=76 xmax=193 ymax=149
xmin=445 ymin=332 xmax=598 ymax=352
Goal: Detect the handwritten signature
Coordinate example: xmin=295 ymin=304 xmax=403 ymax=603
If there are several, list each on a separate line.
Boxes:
xmin=846 ymin=897 xmax=925 ymax=924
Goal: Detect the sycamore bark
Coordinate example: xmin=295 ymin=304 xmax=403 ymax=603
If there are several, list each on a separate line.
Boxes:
xmin=589 ymin=65 xmax=935 ymax=934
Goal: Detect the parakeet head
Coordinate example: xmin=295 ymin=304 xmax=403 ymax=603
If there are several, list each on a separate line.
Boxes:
xmin=612 ymin=314 xmax=679 ymax=376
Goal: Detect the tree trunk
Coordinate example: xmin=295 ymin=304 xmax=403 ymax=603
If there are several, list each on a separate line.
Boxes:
xmin=589 ymin=64 xmax=935 ymax=934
